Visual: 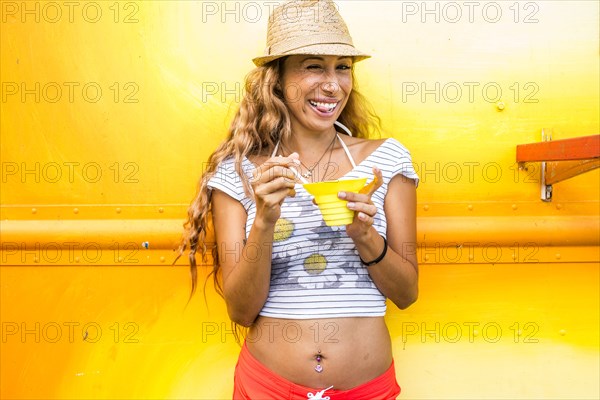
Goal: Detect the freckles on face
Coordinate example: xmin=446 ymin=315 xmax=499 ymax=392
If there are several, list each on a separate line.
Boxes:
xmin=281 ymin=55 xmax=353 ymax=129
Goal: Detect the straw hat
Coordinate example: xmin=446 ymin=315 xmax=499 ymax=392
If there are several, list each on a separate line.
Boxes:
xmin=253 ymin=0 xmax=370 ymax=67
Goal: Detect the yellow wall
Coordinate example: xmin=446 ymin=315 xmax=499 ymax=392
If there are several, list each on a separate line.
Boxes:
xmin=1 ymin=1 xmax=598 ymax=399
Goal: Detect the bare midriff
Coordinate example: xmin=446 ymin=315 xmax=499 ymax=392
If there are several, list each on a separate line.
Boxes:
xmin=246 ymin=315 xmax=393 ymax=390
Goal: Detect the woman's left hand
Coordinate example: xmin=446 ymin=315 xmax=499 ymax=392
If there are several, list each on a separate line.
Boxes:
xmin=340 ymin=166 xmax=384 ymax=241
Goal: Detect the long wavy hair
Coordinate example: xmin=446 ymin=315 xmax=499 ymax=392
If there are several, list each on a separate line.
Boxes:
xmin=177 ymin=57 xmax=381 ymax=331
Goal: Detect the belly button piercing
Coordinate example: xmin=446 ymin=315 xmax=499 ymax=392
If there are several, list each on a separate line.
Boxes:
xmin=315 ymin=350 xmax=323 ymax=373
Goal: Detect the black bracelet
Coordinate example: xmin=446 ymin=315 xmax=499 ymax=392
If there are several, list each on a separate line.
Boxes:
xmin=359 ymin=237 xmax=388 ymax=266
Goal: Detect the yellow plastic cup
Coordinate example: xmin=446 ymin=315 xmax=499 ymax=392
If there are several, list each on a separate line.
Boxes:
xmin=303 ymin=178 xmax=368 ymax=226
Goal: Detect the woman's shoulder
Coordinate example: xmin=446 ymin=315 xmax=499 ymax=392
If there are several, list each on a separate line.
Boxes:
xmin=208 ymin=155 xmax=256 ymax=187
xmin=340 ymin=135 xmax=382 ymax=159
xmin=340 ymin=135 xmax=411 ymax=165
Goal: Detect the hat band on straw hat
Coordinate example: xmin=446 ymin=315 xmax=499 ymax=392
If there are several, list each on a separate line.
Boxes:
xmin=265 ymin=33 xmax=354 ymax=56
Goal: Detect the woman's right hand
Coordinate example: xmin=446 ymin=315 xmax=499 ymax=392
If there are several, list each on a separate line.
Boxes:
xmin=250 ymin=153 xmax=301 ymax=226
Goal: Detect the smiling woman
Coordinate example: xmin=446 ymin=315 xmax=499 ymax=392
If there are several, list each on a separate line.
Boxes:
xmin=178 ymin=0 xmax=418 ymax=399
xmin=1 ymin=0 xmax=598 ymax=398
xmin=281 ymin=55 xmax=354 ymax=141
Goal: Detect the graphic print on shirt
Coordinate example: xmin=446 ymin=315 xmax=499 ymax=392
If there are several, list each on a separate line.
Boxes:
xmin=207 ymin=138 xmax=419 ymax=318
xmin=270 ymin=188 xmax=376 ymax=291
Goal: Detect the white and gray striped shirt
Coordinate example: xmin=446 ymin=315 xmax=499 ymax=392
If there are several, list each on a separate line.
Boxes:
xmin=208 ymin=138 xmax=419 ymax=319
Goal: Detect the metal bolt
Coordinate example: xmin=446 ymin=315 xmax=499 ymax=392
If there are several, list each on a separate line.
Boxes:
xmin=496 ymin=101 xmax=505 ymax=111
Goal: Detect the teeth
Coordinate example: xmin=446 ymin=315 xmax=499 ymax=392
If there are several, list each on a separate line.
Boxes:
xmin=309 ymin=100 xmax=337 ymax=111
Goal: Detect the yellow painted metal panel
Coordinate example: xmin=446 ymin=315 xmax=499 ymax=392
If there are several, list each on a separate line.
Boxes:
xmin=1 ymin=264 xmax=598 ymax=399
xmin=1 ymin=1 xmax=599 ymax=207
xmin=1 ymin=1 xmax=599 ymax=399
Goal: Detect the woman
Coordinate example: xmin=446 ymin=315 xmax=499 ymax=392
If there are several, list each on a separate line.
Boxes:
xmin=181 ymin=1 xmax=419 ymax=398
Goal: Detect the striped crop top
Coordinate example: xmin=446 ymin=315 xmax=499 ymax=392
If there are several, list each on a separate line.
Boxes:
xmin=207 ymin=138 xmax=419 ymax=319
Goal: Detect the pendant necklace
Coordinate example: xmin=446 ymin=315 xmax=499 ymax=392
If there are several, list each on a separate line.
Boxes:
xmin=280 ymin=133 xmax=337 ymax=181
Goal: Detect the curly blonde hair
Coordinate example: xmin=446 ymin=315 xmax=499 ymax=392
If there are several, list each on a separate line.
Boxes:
xmin=177 ymin=57 xmax=380 ymax=306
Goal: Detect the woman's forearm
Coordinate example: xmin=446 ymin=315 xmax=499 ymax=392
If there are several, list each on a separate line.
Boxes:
xmin=353 ymin=228 xmax=418 ymax=309
xmin=222 ymin=219 xmax=275 ymax=326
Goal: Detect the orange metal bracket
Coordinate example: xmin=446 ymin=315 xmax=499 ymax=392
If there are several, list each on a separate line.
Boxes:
xmin=516 ymin=131 xmax=600 ymax=201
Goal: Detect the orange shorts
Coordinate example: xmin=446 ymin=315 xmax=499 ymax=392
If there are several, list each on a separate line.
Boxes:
xmin=233 ymin=342 xmax=401 ymax=400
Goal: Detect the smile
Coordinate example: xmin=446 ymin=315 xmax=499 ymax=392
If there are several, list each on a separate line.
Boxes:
xmin=309 ymin=100 xmax=338 ymax=114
